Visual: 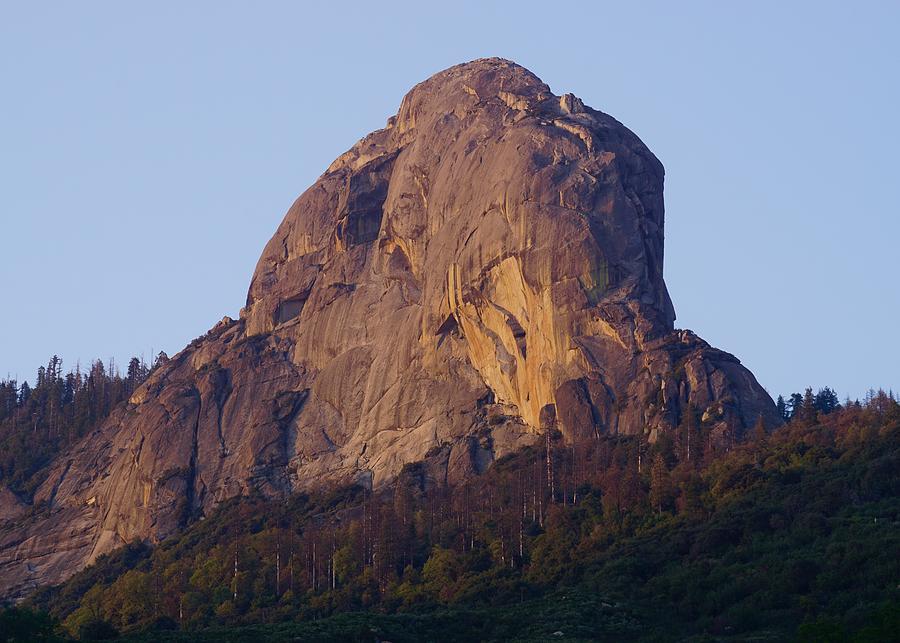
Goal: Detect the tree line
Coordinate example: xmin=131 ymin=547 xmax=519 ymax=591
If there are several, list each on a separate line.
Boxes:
xmin=0 ymin=353 xmax=166 ymax=498
xmin=22 ymin=388 xmax=900 ymax=641
xmin=770 ymin=385 xmax=892 ymax=426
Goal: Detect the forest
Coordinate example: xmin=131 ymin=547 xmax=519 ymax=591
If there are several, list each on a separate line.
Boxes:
xmin=1 ymin=368 xmax=897 ymax=641
xmin=0 ymin=354 xmax=163 ymax=498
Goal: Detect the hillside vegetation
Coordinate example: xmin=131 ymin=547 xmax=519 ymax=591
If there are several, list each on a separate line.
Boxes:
xmin=0 ymin=355 xmax=158 ymax=499
xmin=5 ymin=391 xmax=899 ymax=641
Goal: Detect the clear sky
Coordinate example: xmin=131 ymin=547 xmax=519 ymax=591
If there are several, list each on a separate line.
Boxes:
xmin=1 ymin=1 xmax=897 ymax=401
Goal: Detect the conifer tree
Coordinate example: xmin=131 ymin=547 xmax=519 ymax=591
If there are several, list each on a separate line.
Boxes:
xmin=788 ymin=392 xmax=804 ymax=421
xmin=18 ymin=381 xmax=31 ymax=406
xmin=814 ymin=387 xmax=840 ymax=415
xmin=776 ymin=395 xmax=788 ymax=421
xmin=649 ymin=454 xmax=673 ymax=514
xmin=800 ymin=387 xmax=817 ymax=426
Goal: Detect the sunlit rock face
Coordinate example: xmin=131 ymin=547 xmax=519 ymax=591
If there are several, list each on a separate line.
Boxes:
xmin=0 ymin=58 xmax=778 ymax=599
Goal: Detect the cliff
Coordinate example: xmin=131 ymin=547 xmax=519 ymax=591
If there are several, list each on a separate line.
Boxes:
xmin=0 ymin=58 xmax=778 ymax=599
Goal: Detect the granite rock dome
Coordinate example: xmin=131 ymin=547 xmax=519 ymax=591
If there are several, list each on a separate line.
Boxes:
xmin=0 ymin=58 xmax=778 ymax=599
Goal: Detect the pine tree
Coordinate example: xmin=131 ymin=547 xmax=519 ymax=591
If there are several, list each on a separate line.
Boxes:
xmin=788 ymin=393 xmax=804 ymax=421
xmin=814 ymin=387 xmax=840 ymax=415
xmin=800 ymin=387 xmax=817 ymax=426
xmin=153 ymin=351 xmax=169 ymax=370
xmin=18 ymin=381 xmax=31 ymax=406
xmin=654 ymin=430 xmax=676 ymax=468
xmin=649 ymin=454 xmax=673 ymax=514
xmin=776 ymin=395 xmax=788 ymax=421
xmin=0 ymin=381 xmax=17 ymax=421
xmin=125 ymin=357 xmax=148 ymax=394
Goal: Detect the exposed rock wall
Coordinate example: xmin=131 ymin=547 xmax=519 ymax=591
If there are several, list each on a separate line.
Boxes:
xmin=0 ymin=58 xmax=778 ymax=599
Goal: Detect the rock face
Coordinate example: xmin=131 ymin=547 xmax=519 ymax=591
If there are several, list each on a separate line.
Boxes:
xmin=0 ymin=58 xmax=778 ymax=599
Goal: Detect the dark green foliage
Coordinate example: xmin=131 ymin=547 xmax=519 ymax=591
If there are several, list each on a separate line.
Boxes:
xmin=17 ymin=393 xmax=900 ymax=641
xmin=783 ymin=385 xmax=845 ymax=424
xmin=776 ymin=394 xmax=788 ymax=422
xmin=0 ymin=607 xmax=64 ymax=642
xmin=117 ymin=591 xmax=644 ymax=642
xmin=789 ymin=392 xmax=805 ymax=421
xmin=75 ymin=618 xmax=119 ymax=641
xmin=814 ymin=386 xmax=841 ymax=415
xmin=0 ymin=356 xmax=150 ymax=498
xmin=800 ymin=387 xmax=818 ymax=425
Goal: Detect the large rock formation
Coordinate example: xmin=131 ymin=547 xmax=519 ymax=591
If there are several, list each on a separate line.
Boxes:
xmin=0 ymin=58 xmax=778 ymax=599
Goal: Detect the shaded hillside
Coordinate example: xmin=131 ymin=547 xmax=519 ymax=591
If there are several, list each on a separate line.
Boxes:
xmin=15 ymin=392 xmax=900 ymax=641
xmin=0 ymin=355 xmax=156 ymax=499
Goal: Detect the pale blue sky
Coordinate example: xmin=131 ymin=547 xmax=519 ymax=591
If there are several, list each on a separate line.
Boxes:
xmin=1 ymin=1 xmax=897 ymax=400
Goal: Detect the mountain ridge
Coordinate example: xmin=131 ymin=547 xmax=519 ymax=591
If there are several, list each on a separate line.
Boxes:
xmin=0 ymin=58 xmax=778 ymax=600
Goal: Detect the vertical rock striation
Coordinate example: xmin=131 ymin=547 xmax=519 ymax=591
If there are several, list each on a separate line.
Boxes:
xmin=0 ymin=58 xmax=778 ymax=599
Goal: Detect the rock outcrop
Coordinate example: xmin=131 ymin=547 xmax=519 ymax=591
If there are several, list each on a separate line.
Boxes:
xmin=0 ymin=58 xmax=778 ymax=599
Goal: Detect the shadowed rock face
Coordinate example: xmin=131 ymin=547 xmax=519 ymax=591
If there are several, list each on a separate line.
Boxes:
xmin=0 ymin=58 xmax=778 ymax=599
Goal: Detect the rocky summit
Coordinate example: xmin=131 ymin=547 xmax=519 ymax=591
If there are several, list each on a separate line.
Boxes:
xmin=0 ymin=58 xmax=778 ymax=599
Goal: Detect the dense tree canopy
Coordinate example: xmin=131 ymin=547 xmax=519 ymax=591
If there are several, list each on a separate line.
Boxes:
xmin=8 ymin=389 xmax=898 ymax=641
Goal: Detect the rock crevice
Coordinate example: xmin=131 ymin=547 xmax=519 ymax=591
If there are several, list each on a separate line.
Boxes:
xmin=0 ymin=58 xmax=778 ymax=599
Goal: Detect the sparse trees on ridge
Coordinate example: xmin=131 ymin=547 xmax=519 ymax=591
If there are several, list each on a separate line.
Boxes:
xmin=0 ymin=354 xmax=154 ymax=497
